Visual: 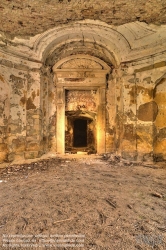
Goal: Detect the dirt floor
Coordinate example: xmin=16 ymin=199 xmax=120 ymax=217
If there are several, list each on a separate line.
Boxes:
xmin=0 ymin=154 xmax=166 ymax=250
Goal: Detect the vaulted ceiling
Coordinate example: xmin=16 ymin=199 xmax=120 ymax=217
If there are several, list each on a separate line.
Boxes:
xmin=0 ymin=0 xmax=166 ymax=38
xmin=0 ymin=0 xmax=166 ymax=69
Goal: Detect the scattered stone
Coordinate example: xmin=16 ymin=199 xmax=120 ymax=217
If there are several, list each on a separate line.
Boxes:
xmin=0 ymin=180 xmax=7 ymax=183
xmin=151 ymin=192 xmax=163 ymax=198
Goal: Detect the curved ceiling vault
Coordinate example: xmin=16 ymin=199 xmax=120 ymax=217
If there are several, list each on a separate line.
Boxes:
xmin=0 ymin=0 xmax=166 ymax=37
xmin=0 ymin=20 xmax=166 ymax=68
xmin=33 ymin=22 xmax=130 ymax=67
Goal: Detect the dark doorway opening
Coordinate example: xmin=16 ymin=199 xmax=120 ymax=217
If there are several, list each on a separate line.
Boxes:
xmin=73 ymin=119 xmax=87 ymax=147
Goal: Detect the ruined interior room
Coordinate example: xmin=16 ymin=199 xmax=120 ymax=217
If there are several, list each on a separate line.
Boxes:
xmin=0 ymin=1 xmax=166 ymax=249
xmin=0 ymin=0 xmax=166 ymax=163
xmin=0 ymin=4 xmax=166 ymax=162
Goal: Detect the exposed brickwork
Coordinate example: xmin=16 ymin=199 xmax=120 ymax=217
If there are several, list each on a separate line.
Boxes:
xmin=0 ymin=0 xmax=166 ymax=37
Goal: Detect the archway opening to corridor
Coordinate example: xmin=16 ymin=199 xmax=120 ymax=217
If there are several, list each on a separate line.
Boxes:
xmin=73 ymin=119 xmax=87 ymax=147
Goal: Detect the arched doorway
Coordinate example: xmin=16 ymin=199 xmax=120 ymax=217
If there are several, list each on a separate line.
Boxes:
xmin=65 ymin=112 xmax=96 ymax=153
xmin=53 ymin=55 xmax=110 ymax=154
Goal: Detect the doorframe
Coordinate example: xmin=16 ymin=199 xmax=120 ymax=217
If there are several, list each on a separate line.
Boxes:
xmin=53 ymin=55 xmax=110 ymax=154
xmin=55 ymin=85 xmax=107 ymax=154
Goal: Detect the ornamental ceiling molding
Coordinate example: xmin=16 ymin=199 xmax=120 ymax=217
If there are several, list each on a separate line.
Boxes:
xmin=0 ymin=20 xmax=166 ymax=67
xmin=33 ymin=22 xmax=130 ymax=66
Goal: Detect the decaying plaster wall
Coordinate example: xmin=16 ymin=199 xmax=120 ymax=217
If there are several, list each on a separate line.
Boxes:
xmin=112 ymin=66 xmax=166 ymax=161
xmin=0 ymin=20 xmax=166 ymax=162
xmin=153 ymin=73 xmax=166 ymax=160
xmin=0 ymin=71 xmax=9 ymax=162
xmin=0 ymin=60 xmax=42 ymax=161
xmin=0 ymin=63 xmax=28 ymax=162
